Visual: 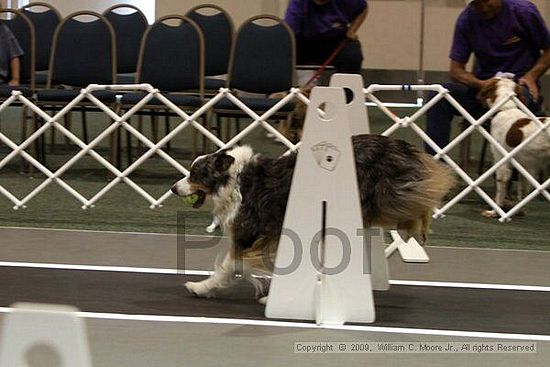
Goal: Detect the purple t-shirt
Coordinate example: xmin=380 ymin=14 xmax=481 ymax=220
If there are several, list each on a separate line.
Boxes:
xmin=285 ymin=0 xmax=368 ymax=39
xmin=450 ymin=0 xmax=550 ymax=80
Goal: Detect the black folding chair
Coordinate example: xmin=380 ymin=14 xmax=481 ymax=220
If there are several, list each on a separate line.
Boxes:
xmin=185 ymin=4 xmax=234 ymax=94
xmin=103 ymin=4 xmax=148 ymax=84
xmin=213 ymin=15 xmax=296 ymax=140
xmin=119 ymin=15 xmax=205 ymax=164
xmin=35 ymin=11 xmax=117 ymax=162
xmin=20 ymin=2 xmax=61 ymax=87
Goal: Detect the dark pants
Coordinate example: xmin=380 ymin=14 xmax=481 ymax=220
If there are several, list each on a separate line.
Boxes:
xmin=424 ymin=82 xmax=543 ymax=155
xmin=296 ymin=35 xmax=363 ymax=74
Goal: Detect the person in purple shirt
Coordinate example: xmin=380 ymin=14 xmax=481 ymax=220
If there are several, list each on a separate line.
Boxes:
xmin=425 ymin=0 xmax=550 ymax=155
xmin=0 ymin=23 xmax=24 ymax=86
xmin=284 ymin=0 xmax=368 ymax=74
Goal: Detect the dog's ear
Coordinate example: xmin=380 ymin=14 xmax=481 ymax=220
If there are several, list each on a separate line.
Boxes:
xmin=477 ymin=78 xmax=499 ymax=106
xmin=214 ymin=153 xmax=235 ymax=172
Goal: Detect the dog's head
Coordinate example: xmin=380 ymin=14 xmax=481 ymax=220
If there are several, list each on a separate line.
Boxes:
xmin=478 ymin=77 xmax=524 ymax=108
xmin=171 ymin=146 xmax=253 ymax=208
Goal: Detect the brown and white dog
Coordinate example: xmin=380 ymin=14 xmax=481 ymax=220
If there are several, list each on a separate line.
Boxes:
xmin=478 ymin=77 xmax=550 ymax=217
xmin=171 ymin=135 xmax=454 ymax=302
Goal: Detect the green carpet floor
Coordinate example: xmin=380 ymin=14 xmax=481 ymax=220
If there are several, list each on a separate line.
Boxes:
xmin=1 ymin=105 xmax=548 ymax=250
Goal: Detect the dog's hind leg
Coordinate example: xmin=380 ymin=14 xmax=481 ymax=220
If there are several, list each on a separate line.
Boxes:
xmin=495 ymin=163 xmax=513 ymax=207
xmin=397 ymin=216 xmax=426 ymax=246
xmin=482 ymin=163 xmax=513 ymax=218
xmin=185 ymin=249 xmax=244 ymax=297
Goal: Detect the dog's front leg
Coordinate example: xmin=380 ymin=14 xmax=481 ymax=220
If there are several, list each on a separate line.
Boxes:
xmin=206 ymin=216 xmax=220 ymax=233
xmin=185 ymin=250 xmax=239 ymax=297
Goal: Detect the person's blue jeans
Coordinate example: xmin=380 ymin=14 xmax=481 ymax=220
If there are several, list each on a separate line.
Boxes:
xmin=424 ymin=82 xmax=543 ymax=155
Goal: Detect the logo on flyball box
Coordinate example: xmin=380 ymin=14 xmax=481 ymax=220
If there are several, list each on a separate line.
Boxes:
xmin=311 ymin=142 xmax=340 ymax=172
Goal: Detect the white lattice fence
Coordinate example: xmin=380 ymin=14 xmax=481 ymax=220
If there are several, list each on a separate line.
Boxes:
xmin=0 ymin=83 xmax=548 ymax=222
xmin=365 ymin=84 xmax=550 ymax=222
xmin=0 ymin=84 xmax=303 ymax=210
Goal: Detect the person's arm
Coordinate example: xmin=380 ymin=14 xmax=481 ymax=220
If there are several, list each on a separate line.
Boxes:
xmin=518 ymin=48 xmax=550 ymax=101
xmin=346 ymin=7 xmax=368 ymax=40
xmin=449 ymin=59 xmax=491 ymax=90
xmin=284 ymin=0 xmax=304 ymax=36
xmin=8 ymin=57 xmax=20 ymax=86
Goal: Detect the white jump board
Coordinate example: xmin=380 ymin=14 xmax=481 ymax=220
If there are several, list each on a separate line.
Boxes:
xmin=265 ymin=86 xmax=375 ymax=324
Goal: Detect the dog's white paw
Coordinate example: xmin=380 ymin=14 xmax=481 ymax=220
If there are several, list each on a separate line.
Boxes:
xmin=206 ymin=223 xmax=217 ymax=233
xmin=185 ymin=281 xmax=215 ymax=298
xmin=481 ymin=209 xmax=498 ymax=218
xmin=258 ymin=296 xmax=268 ymax=305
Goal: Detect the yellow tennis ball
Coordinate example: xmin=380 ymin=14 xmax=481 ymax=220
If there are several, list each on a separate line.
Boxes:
xmin=182 ymin=193 xmax=200 ymax=206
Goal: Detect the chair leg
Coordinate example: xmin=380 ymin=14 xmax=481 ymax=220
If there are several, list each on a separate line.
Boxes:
xmin=29 ymin=110 xmax=39 ymax=175
xmin=127 ymin=128 xmax=133 ymax=165
xmin=137 ymin=114 xmax=144 ymax=152
xmin=235 ymin=118 xmax=241 ymax=136
xmin=203 ymin=110 xmax=214 ymax=153
xmin=192 ymin=127 xmax=198 ymax=159
xmin=18 ymin=106 xmax=29 ymax=174
xmin=63 ymin=113 xmax=72 ymax=149
xmin=216 ymin=114 xmax=222 ymax=141
xmin=50 ymin=109 xmax=57 ymax=153
xmin=151 ymin=112 xmax=159 ymax=143
xmin=111 ymin=104 xmax=122 ymax=169
xmin=227 ymin=118 xmax=235 ymax=141
xmin=81 ymin=107 xmax=88 ymax=144
xmin=165 ymin=112 xmax=171 ymax=151
xmin=36 ymin=116 xmax=46 ymax=168
xmin=19 ymin=107 xmax=26 ymax=173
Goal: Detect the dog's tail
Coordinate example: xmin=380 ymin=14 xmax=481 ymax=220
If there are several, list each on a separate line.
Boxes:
xmin=416 ymin=153 xmax=456 ymax=208
xmin=373 ymin=150 xmax=455 ymax=230
xmin=395 ymin=154 xmax=454 ymax=245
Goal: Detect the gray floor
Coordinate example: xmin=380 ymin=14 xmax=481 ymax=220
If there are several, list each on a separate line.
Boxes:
xmin=2 ymin=226 xmax=550 ymax=285
xmin=1 ymin=227 xmax=549 ymax=367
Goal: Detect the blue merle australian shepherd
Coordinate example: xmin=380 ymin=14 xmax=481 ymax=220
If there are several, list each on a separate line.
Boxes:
xmin=171 ymin=134 xmax=454 ymax=302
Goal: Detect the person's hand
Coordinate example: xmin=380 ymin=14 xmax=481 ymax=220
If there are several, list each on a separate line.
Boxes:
xmin=8 ymin=79 xmax=20 ymax=87
xmin=518 ymin=74 xmax=539 ymax=102
xmin=476 ymin=78 xmax=494 ymax=90
xmin=346 ymin=29 xmax=358 ymax=40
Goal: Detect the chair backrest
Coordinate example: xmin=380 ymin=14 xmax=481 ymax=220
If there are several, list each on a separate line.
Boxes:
xmin=136 ymin=15 xmax=204 ymax=94
xmin=48 ymin=11 xmax=116 ymax=88
xmin=227 ymin=15 xmax=296 ymax=94
xmin=185 ymin=4 xmax=233 ymax=77
xmin=0 ymin=9 xmax=35 ymax=87
xmin=20 ymin=2 xmax=61 ymax=72
xmin=103 ymin=4 xmax=148 ymax=74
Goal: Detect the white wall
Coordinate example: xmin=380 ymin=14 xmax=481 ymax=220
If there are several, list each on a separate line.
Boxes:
xmin=30 ymin=0 xmax=155 ymax=23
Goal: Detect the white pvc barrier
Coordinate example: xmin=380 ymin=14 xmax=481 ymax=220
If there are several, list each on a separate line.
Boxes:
xmin=0 ymin=81 xmax=548 ymax=222
xmin=364 ymin=84 xmax=550 ymax=222
xmin=0 ymin=303 xmax=92 ymax=367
